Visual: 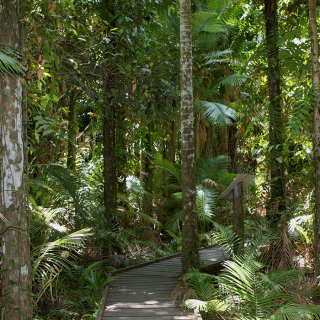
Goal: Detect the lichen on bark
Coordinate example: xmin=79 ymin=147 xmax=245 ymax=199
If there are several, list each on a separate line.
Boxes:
xmin=0 ymin=1 xmax=32 ymax=318
xmin=180 ymin=0 xmax=200 ymax=274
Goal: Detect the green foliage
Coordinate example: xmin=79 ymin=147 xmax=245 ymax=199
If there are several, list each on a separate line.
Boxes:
xmin=32 ymin=228 xmax=92 ymax=304
xmin=153 ymin=155 xmax=230 ymax=232
xmin=162 ymin=230 xmax=182 ymax=254
xmin=62 ymin=261 xmax=115 ymax=314
xmin=15 ymin=0 xmax=320 ymax=318
xmin=195 ymin=100 xmax=237 ymax=127
xmin=0 ymin=45 xmax=26 ymax=75
xmin=184 ymin=255 xmax=320 ymax=320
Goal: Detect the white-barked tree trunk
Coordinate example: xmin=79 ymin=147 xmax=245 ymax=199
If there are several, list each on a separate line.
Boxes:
xmin=180 ymin=0 xmax=199 ymax=274
xmin=0 ymin=1 xmax=32 ymax=318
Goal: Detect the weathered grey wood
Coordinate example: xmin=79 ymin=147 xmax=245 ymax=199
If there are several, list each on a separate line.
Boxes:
xmin=104 ymin=308 xmax=191 ymax=316
xmin=101 ymin=246 xmax=227 ymax=319
xmin=106 ymin=296 xmax=173 ymax=302
xmin=112 ymin=277 xmax=177 ymax=283
xmin=105 ymin=302 xmax=181 ymax=308
xmin=97 ymin=273 xmax=112 ymax=320
xmin=103 ymin=317 xmax=199 ymax=320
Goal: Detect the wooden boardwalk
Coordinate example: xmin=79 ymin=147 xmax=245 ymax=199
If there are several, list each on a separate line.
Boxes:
xmin=98 ymin=246 xmax=228 ymax=320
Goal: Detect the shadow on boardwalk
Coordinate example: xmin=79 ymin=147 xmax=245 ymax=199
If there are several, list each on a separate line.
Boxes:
xmin=98 ymin=246 xmax=228 ymax=320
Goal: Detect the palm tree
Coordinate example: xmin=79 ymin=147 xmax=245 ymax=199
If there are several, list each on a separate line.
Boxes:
xmin=180 ymin=0 xmax=200 ymax=273
xmin=264 ymin=0 xmax=286 ymax=226
xmin=153 ymin=155 xmax=231 ymax=233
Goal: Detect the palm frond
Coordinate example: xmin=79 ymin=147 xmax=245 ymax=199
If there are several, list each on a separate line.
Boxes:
xmin=164 ymin=210 xmax=183 ymax=231
xmin=153 ymin=155 xmax=182 ymax=187
xmin=126 ymin=211 xmax=162 ymax=227
xmin=194 ymin=100 xmax=237 ymax=127
xmin=271 ymin=304 xmax=320 ymax=320
xmin=210 ymin=74 xmax=247 ymax=89
xmin=32 ymin=228 xmax=92 ymax=301
xmin=0 ymin=49 xmax=26 ymax=76
xmin=203 ymin=49 xmax=233 ymax=60
xmin=211 ymin=222 xmax=240 ymax=256
xmin=196 ymin=156 xmax=229 ymax=184
xmin=185 ymin=298 xmax=229 ymax=315
xmin=183 ymin=269 xmax=217 ymax=301
xmin=261 ymin=225 xmax=295 ymax=271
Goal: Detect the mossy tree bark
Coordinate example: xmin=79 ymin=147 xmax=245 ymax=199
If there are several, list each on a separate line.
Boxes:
xmin=103 ymin=76 xmax=117 ymax=258
xmin=228 ymin=120 xmax=238 ymax=173
xmin=264 ymin=0 xmax=286 ymax=227
xmin=309 ymin=0 xmax=320 ymax=276
xmin=0 ymin=1 xmax=32 ymax=318
xmin=180 ymin=0 xmax=200 ymax=274
xmin=102 ymin=0 xmax=117 ymax=258
xmin=67 ymin=90 xmax=77 ymax=170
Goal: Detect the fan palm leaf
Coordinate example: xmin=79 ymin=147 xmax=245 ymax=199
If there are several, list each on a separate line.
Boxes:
xmin=0 ymin=49 xmax=26 ymax=75
xmin=194 ymin=100 xmax=237 ymax=127
xmin=210 ymin=74 xmax=248 ymax=89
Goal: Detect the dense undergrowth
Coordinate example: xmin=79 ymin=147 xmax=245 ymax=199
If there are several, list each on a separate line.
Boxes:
xmin=182 ymin=225 xmax=320 ymax=320
xmin=22 ymin=153 xmax=317 ymax=320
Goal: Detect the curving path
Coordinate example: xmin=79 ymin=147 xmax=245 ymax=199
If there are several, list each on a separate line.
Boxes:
xmin=98 ymin=246 xmax=228 ymax=320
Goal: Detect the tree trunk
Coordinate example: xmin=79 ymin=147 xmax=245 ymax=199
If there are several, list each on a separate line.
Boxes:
xmin=204 ymin=125 xmax=215 ymax=158
xmin=233 ymin=183 xmax=244 ymax=253
xmin=116 ymin=103 xmax=127 ymax=200
xmin=103 ymin=77 xmax=117 ymax=258
xmin=309 ymin=0 xmax=320 ymax=276
xmin=264 ymin=0 xmax=286 ymax=227
xmin=180 ymin=0 xmax=199 ymax=274
xmin=141 ymin=131 xmax=154 ymax=239
xmin=218 ymin=127 xmax=228 ymax=156
xmin=228 ymin=120 xmax=237 ymax=173
xmin=0 ymin=1 xmax=32 ymax=318
xmin=166 ymin=121 xmax=177 ymax=163
xmin=67 ymin=90 xmax=77 ymax=170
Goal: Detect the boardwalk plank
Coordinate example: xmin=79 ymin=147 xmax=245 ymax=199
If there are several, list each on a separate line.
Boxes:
xmin=99 ymin=247 xmax=227 ymax=320
xmin=104 ymin=308 xmax=190 ymax=316
xmin=103 ymin=316 xmax=198 ymax=320
xmin=105 ymin=302 xmax=180 ymax=308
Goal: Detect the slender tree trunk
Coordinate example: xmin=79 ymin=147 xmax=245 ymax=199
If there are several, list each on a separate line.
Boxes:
xmin=0 ymin=1 xmax=32 ymax=318
xmin=233 ymin=183 xmax=244 ymax=253
xmin=204 ymin=125 xmax=215 ymax=158
xmin=218 ymin=127 xmax=228 ymax=156
xmin=141 ymin=131 xmax=154 ymax=239
xmin=166 ymin=121 xmax=177 ymax=163
xmin=67 ymin=90 xmax=77 ymax=170
xmin=264 ymin=0 xmax=286 ymax=227
xmin=228 ymin=120 xmax=237 ymax=173
xmin=116 ymin=103 xmax=127 ymax=200
xmin=309 ymin=0 xmax=320 ymax=276
xmin=180 ymin=0 xmax=199 ymax=274
xmin=103 ymin=76 xmax=117 ymax=258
